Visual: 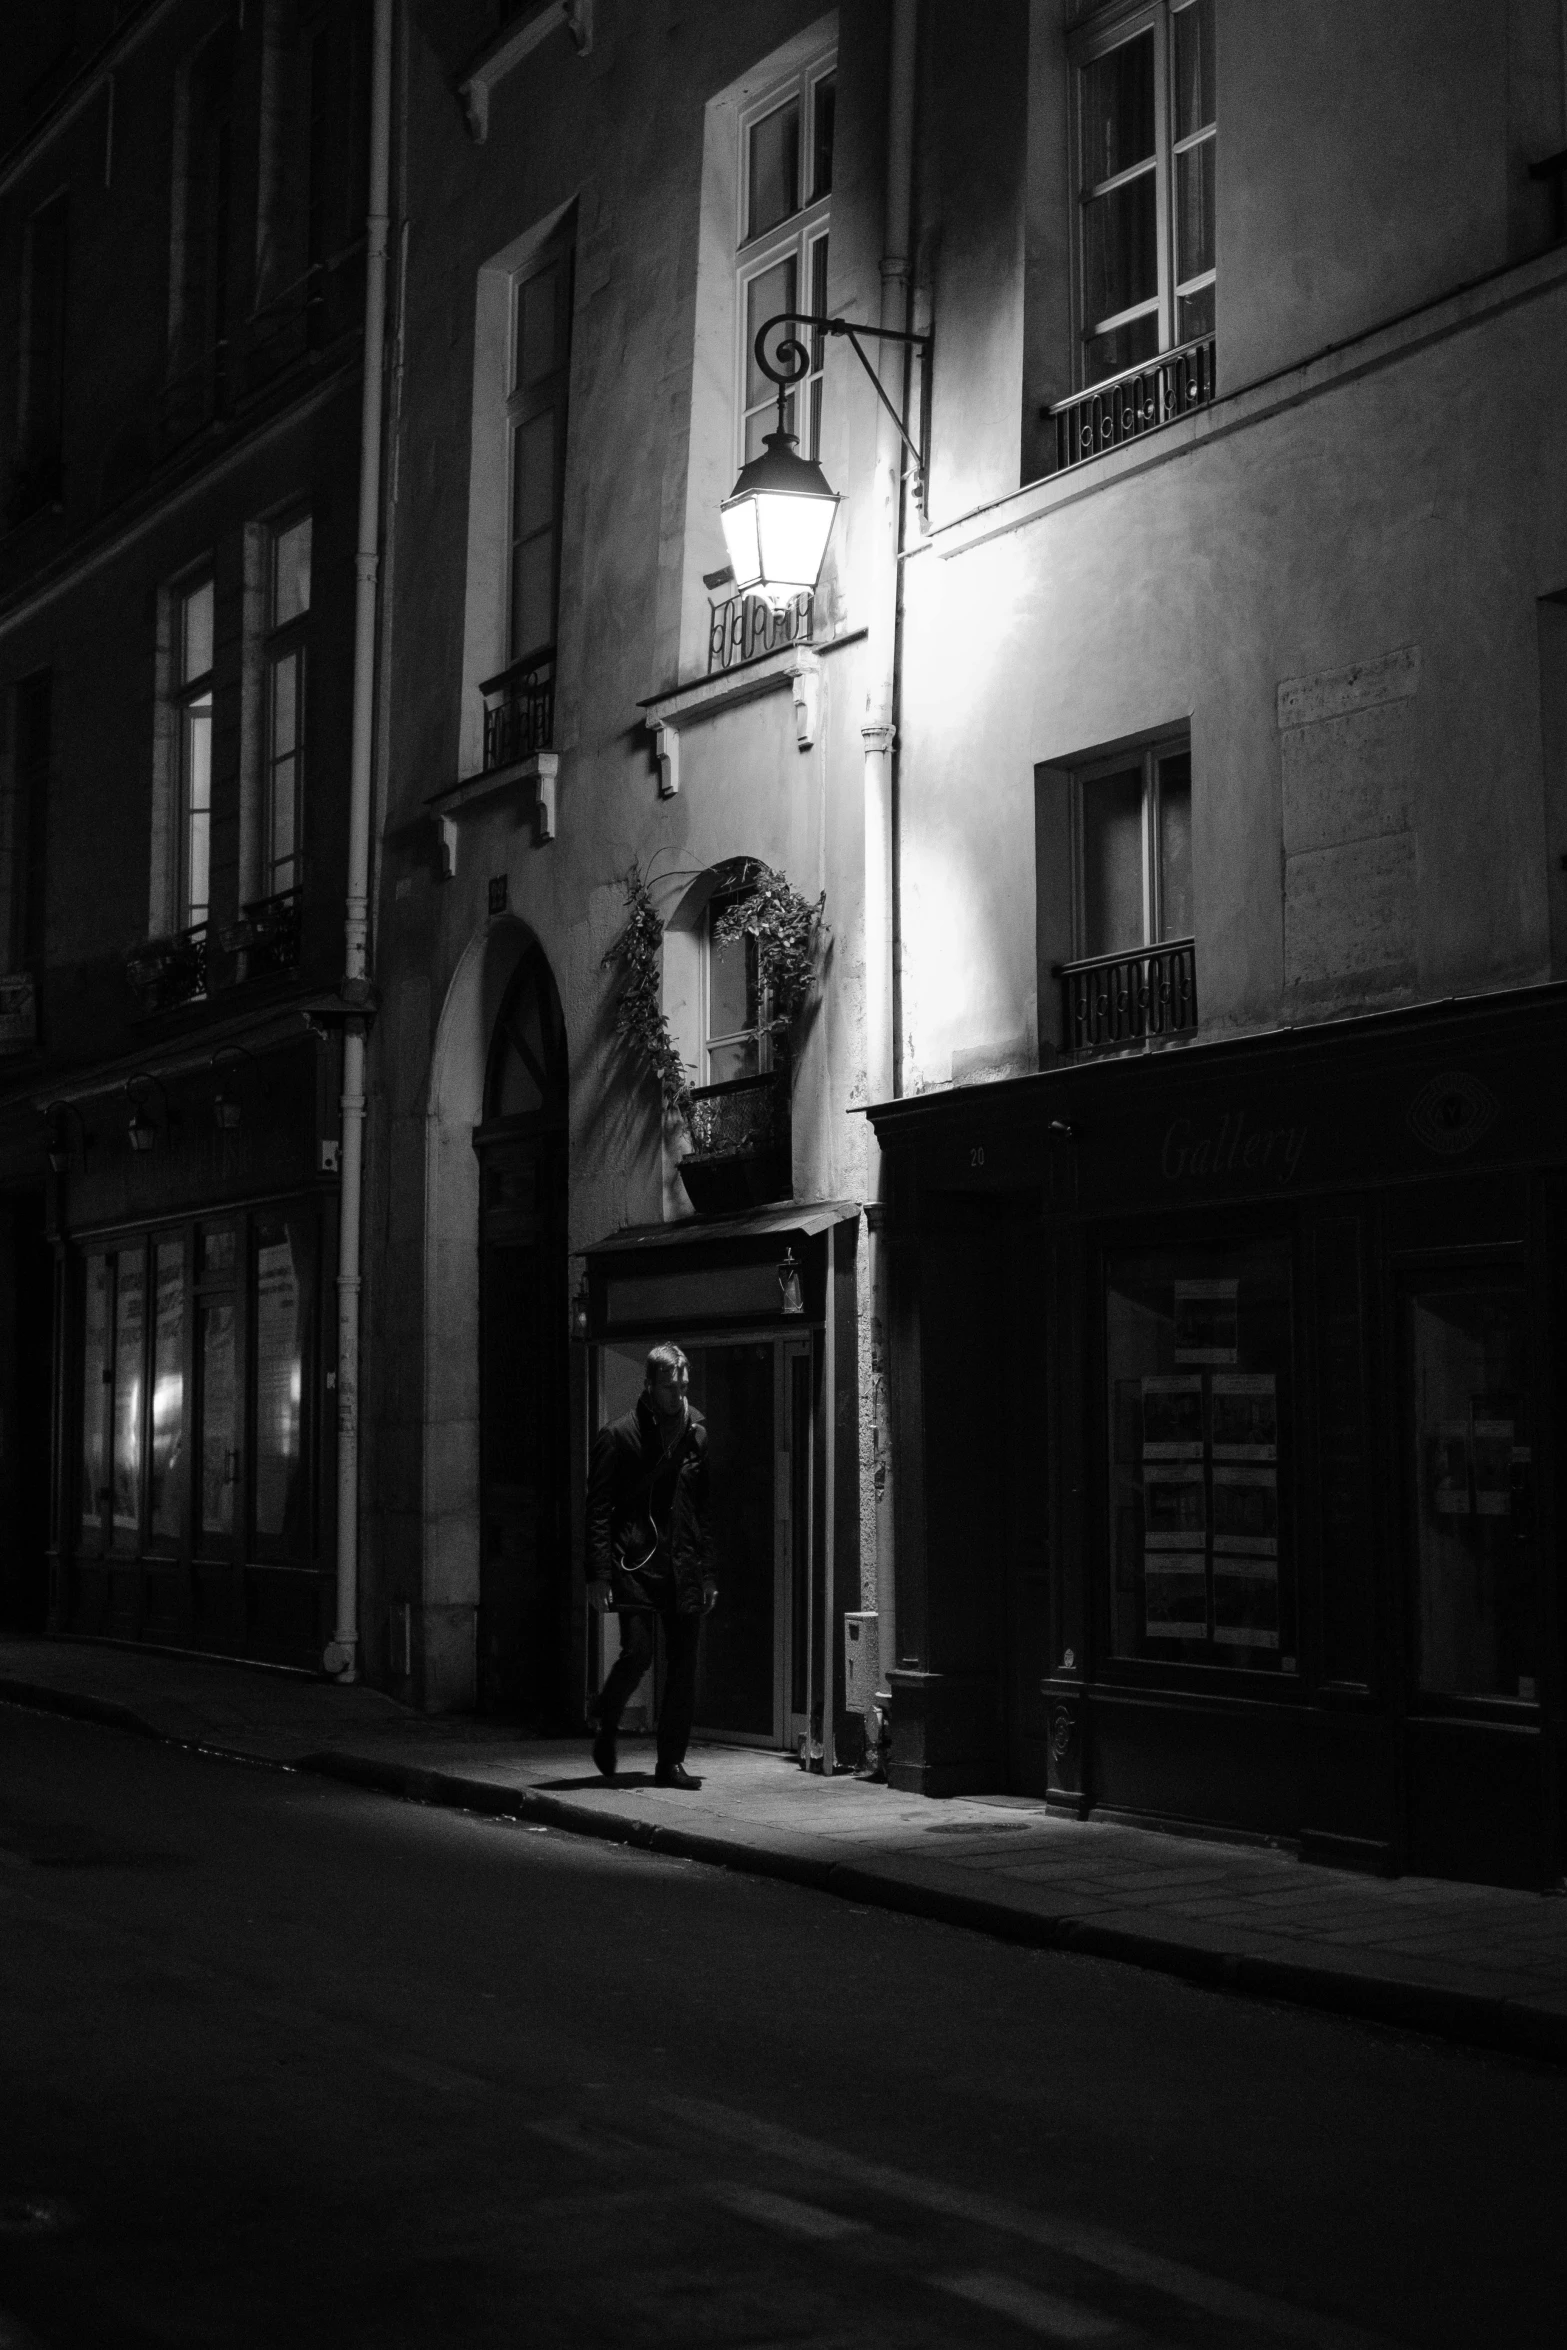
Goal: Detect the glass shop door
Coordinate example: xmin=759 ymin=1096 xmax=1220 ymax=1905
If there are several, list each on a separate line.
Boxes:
xmin=595 ymin=1334 xmax=814 ymax=1748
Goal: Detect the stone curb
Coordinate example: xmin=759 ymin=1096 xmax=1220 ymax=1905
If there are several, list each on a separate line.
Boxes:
xmin=299 ymin=1749 xmax=1567 ymax=2069
xmin=6 ymin=1677 xmax=1564 ymax=2067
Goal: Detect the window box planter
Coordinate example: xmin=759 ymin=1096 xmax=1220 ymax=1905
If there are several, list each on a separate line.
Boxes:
xmin=678 ymin=1071 xmax=791 ymax=1213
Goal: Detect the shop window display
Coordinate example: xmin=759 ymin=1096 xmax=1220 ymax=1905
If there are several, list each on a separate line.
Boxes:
xmin=1106 ymin=1239 xmax=1295 ymax=1667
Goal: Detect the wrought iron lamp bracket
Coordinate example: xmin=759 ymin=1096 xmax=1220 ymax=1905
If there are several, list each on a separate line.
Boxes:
xmin=753 ymin=311 xmax=932 ymax=516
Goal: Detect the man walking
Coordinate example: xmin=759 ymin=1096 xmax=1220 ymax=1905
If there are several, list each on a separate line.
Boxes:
xmin=585 ymin=1343 xmax=716 ymax=1789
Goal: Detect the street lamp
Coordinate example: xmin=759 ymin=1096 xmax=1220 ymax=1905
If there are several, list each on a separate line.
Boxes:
xmin=720 ymin=311 xmax=931 ymax=612
xmin=210 ymin=1044 xmax=255 ymax=1132
xmin=44 ymin=1100 xmax=88 ymax=1176
xmin=125 ymin=1072 xmax=165 ymax=1155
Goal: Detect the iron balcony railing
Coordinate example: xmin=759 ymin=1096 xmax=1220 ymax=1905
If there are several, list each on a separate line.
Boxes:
xmin=686 ymin=1070 xmax=789 ymax=1161
xmin=706 ymin=588 xmax=813 ymax=677
xmin=1048 ymin=334 xmax=1216 ymax=475
xmin=218 ymin=885 xmax=302 ymax=979
xmin=1057 ymin=938 xmax=1197 ymax=1056
xmin=480 ymin=648 xmax=555 ymax=772
xmin=125 ymin=923 xmax=209 ymax=1012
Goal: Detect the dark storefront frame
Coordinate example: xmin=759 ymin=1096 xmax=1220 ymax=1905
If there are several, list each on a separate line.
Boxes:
xmin=869 ymin=987 xmax=1567 ymax=1889
xmin=44 ymin=1036 xmax=340 ymax=1671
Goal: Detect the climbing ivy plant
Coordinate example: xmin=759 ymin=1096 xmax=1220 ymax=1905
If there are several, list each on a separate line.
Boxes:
xmin=601 ymin=861 xmax=693 ymax=1126
xmin=710 ymin=863 xmax=826 ymax=1055
xmin=602 ymin=858 xmax=827 ymax=1127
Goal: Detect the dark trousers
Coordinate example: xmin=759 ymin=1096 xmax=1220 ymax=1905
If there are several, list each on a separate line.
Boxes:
xmin=597 ymin=1589 xmax=703 ymax=1771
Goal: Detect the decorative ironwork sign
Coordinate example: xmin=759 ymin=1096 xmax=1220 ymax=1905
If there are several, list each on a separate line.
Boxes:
xmin=707 ymin=589 xmax=813 ymax=678
xmin=1406 ymin=1069 xmax=1501 ymax=1157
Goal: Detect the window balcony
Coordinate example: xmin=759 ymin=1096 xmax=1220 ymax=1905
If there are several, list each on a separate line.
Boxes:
xmin=1057 ymin=938 xmax=1198 ymax=1057
xmin=679 ymin=1072 xmax=791 ymax=1214
xmin=125 ymin=924 xmax=209 ymax=1013
xmin=217 ymin=886 xmax=302 ymax=981
xmin=480 ymin=648 xmax=555 ymax=772
xmin=706 ymin=588 xmax=812 ymax=679
xmin=1047 ymin=335 xmax=1216 ymax=475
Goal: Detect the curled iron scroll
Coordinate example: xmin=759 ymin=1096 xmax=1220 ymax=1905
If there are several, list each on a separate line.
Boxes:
xmin=754 ymin=317 xmax=814 ymax=393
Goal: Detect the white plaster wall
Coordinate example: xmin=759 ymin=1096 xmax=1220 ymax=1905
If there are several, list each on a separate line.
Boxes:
xmin=894 ymin=266 xmax=1567 ymax=1095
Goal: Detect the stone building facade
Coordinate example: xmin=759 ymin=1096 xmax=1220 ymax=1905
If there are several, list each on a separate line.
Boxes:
xmin=365 ymin=0 xmax=1567 ymax=1885
xmin=0 ymin=0 xmax=375 ymax=1666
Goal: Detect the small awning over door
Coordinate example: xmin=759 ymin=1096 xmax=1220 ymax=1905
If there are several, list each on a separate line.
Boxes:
xmin=581 ymin=1201 xmax=859 ymax=1337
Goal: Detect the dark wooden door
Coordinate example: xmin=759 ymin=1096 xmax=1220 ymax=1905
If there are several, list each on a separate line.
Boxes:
xmin=475 ymin=943 xmax=569 ymax=1720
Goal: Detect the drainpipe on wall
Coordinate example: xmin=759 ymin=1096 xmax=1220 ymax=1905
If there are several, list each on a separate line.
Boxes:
xmin=860 ymin=0 xmax=918 ymax=1739
xmin=324 ymin=0 xmax=393 ymax=1682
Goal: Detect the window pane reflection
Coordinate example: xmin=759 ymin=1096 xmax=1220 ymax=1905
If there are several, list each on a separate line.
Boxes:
xmin=747 ymin=97 xmax=800 ymax=239
xmin=254 ymin=1212 xmax=311 ymax=1552
xmin=112 ymin=1247 xmax=144 ymax=1541
xmin=150 ymin=1241 xmax=185 ymax=1541
xmin=1157 ymin=752 xmax=1193 ymax=939
xmin=1081 ymin=31 xmax=1155 ymax=183
xmin=1409 ymin=1285 xmax=1537 ymax=1700
xmin=200 ymin=1298 xmax=237 ymax=1538
xmin=80 ymin=1254 xmax=109 ymax=1534
xmin=1080 ymin=765 xmax=1145 ymax=956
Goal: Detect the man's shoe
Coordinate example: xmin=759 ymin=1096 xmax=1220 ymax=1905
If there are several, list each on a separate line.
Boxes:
xmin=591 ymin=1728 xmax=617 ymax=1780
xmin=654 ymin=1763 xmax=701 ymax=1789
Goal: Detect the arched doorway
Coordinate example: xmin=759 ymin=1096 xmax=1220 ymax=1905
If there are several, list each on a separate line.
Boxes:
xmin=474 ymin=942 xmax=569 ymax=1719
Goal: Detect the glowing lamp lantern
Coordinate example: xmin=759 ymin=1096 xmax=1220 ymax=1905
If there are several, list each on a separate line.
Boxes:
xmin=720 ymin=427 xmax=839 ymax=614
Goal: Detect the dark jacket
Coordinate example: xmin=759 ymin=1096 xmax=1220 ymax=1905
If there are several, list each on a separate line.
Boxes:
xmin=586 ymin=1395 xmax=715 ymax=1616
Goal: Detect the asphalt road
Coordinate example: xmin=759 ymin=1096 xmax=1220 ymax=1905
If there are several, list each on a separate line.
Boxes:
xmin=1 ymin=1703 xmax=1563 ymax=2350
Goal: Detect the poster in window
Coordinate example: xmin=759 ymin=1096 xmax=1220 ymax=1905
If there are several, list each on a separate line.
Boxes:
xmin=1471 ymin=1415 xmax=1514 ymax=1518
xmin=1214 ymin=1556 xmax=1280 ymax=1649
xmin=1144 ymin=1552 xmax=1208 ymax=1639
xmin=1143 ymin=1460 xmax=1205 ymax=1538
xmin=1173 ymin=1278 xmax=1238 ymax=1364
xmin=1430 ymin=1420 xmax=1469 ymax=1516
xmin=1141 ymin=1374 xmax=1203 ymax=1458
xmin=1212 ymin=1463 xmax=1277 ymax=1554
xmin=1210 ymin=1371 xmax=1276 ymax=1460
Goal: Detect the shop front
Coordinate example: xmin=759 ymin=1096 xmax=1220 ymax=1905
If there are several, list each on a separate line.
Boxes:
xmin=869 ymin=988 xmax=1567 ymax=1889
xmin=581 ymin=1203 xmax=861 ymax=1764
xmin=46 ymin=1034 xmax=340 ymax=1670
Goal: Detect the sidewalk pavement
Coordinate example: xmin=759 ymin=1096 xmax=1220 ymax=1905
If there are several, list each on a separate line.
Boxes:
xmin=3 ymin=1633 xmax=1565 ymax=2064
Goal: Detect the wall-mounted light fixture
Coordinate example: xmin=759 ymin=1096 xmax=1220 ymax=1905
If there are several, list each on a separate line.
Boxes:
xmin=125 ymin=1072 xmax=166 ymax=1155
xmin=44 ymin=1100 xmax=88 ymax=1177
xmin=570 ymin=1272 xmax=590 ymax=1341
xmin=777 ymin=1247 xmax=805 ymax=1318
xmin=210 ymin=1044 xmax=256 ymax=1132
xmin=720 ymin=309 xmax=932 ymax=612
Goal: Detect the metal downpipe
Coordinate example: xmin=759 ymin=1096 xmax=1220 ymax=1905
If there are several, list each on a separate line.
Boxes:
xmin=325 ymin=0 xmax=393 ymax=1681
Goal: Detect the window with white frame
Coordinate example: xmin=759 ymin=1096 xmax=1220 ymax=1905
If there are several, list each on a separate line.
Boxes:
xmin=506 ymin=227 xmax=573 ymax=668
xmin=175 ymin=575 xmax=215 ymax=930
xmin=704 ymin=881 xmax=772 ymax=1084
xmin=262 ymin=512 xmax=310 ymax=900
xmin=736 ymin=48 xmax=836 ymax=466
xmin=1072 ymin=0 xmax=1215 ymax=388
xmin=1074 ymin=737 xmax=1192 ymax=961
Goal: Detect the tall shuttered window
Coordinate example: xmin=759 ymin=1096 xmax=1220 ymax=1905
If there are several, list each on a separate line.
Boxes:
xmin=263 ymin=513 xmax=310 ymax=900
xmin=1072 ymin=0 xmax=1216 ymax=388
xmin=175 ymin=575 xmax=215 ymax=930
xmin=506 ymin=232 xmax=573 ymax=670
xmin=737 ymin=49 xmax=835 ymax=465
